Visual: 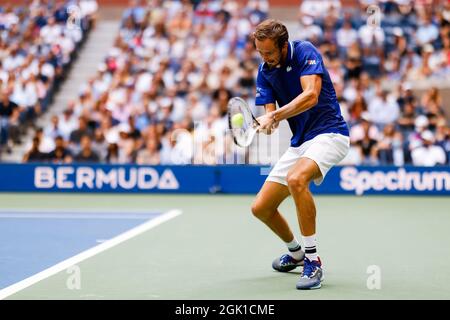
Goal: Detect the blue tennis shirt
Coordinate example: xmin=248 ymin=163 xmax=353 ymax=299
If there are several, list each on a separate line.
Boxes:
xmin=255 ymin=40 xmax=349 ymax=147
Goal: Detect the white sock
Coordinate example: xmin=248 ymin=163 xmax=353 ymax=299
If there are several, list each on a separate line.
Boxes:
xmin=302 ymin=234 xmax=318 ymax=261
xmin=285 ymin=238 xmax=302 ymax=260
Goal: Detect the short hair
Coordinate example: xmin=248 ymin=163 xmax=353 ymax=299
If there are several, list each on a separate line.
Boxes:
xmin=253 ymin=19 xmax=289 ymax=49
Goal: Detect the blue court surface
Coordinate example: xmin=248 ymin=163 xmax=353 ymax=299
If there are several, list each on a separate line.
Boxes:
xmin=0 ymin=210 xmax=162 ymax=289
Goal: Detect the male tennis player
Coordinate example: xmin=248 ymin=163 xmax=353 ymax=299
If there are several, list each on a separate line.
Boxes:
xmin=251 ymin=19 xmax=350 ymax=290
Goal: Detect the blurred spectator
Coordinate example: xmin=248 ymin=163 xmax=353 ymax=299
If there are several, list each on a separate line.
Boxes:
xmin=407 ymin=114 xmax=430 ymax=154
xmin=421 ymin=87 xmax=446 ymax=129
xmin=407 ymin=44 xmax=435 ymax=80
xmin=435 ymin=118 xmax=450 ymax=164
xmin=47 ymin=135 xmax=72 ymax=164
xmin=397 ymin=101 xmax=417 ymax=133
xmin=92 ymin=128 xmax=108 ymax=160
xmin=23 ymin=137 xmax=46 ymax=162
xmin=344 ymin=43 xmax=363 ymax=80
xmin=348 ymin=93 xmax=368 ymax=124
xmin=374 ymin=123 xmax=404 ymax=166
xmin=44 ymin=115 xmax=64 ymax=140
xmin=105 ymin=143 xmax=120 ymax=164
xmin=368 ymin=89 xmax=400 ymax=128
xmin=24 ymin=127 xmax=54 ymax=154
xmin=59 ymin=107 xmax=78 ymax=140
xmin=355 ymin=117 xmax=379 ymax=165
xmin=80 ymin=0 xmax=99 ymax=28
xmin=117 ymin=122 xmax=139 ymax=163
xmin=350 ymin=112 xmax=380 ymax=143
xmin=0 ymin=90 xmax=19 ymax=151
xmin=415 ymin=12 xmax=439 ymax=47
xmin=160 ymin=127 xmax=193 ymax=165
xmin=69 ymin=116 xmax=94 ymax=145
xmin=122 ymin=0 xmax=146 ymax=25
xmin=295 ymin=15 xmax=323 ymax=44
xmin=136 ymin=137 xmax=161 ymax=165
xmin=300 ymin=0 xmax=341 ymax=19
xmin=411 ymin=130 xmax=446 ymax=166
xmin=336 ymin=19 xmax=358 ymax=53
xmin=74 ymin=135 xmax=100 ymax=163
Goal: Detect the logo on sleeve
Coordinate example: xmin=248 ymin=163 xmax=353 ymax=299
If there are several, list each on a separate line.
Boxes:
xmin=307 ymin=60 xmax=317 ymax=65
xmin=286 ymin=66 xmax=292 ymax=72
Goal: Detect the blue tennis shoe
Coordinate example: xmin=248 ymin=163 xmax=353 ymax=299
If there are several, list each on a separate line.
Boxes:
xmin=296 ymin=257 xmax=323 ymax=290
xmin=272 ymin=251 xmax=305 ymax=272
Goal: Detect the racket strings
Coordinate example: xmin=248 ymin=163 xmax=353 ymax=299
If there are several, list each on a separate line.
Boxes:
xmin=228 ymin=97 xmax=257 ymax=147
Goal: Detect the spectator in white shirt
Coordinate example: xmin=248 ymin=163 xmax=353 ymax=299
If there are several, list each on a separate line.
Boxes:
xmin=411 ymin=130 xmax=446 ymax=166
xmin=44 ymin=115 xmax=64 ymax=140
xmin=160 ymin=128 xmax=193 ymax=165
xmin=40 ymin=17 xmax=63 ymax=44
xmin=300 ymin=0 xmax=341 ymax=19
xmin=38 ymin=57 xmax=56 ymax=81
xmin=350 ymin=111 xmax=380 ymax=143
xmin=2 ymin=45 xmax=25 ymax=71
xmin=79 ymin=0 xmax=99 ymax=22
xmin=25 ymin=127 xmax=55 ymax=153
xmin=294 ymin=15 xmax=323 ymax=44
xmin=336 ymin=19 xmax=358 ymax=50
xmin=58 ymin=105 xmax=79 ymax=140
xmin=415 ymin=13 xmax=439 ymax=47
xmin=368 ymin=89 xmax=400 ymax=127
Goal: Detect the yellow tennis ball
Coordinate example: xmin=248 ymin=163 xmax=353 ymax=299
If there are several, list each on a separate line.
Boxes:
xmin=231 ymin=113 xmax=244 ymax=128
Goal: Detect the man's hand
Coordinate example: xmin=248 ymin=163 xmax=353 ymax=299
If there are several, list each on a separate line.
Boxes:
xmin=256 ymin=112 xmax=278 ymax=135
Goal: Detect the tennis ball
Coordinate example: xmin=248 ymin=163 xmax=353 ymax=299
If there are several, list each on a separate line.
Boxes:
xmin=231 ymin=113 xmax=244 ymax=128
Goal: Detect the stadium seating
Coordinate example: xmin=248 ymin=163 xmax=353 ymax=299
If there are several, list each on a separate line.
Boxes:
xmin=0 ymin=0 xmax=97 ymax=160
xmin=3 ymin=0 xmax=449 ymax=166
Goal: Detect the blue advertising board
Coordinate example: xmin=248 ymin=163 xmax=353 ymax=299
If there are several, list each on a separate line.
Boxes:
xmin=0 ymin=163 xmax=449 ymax=195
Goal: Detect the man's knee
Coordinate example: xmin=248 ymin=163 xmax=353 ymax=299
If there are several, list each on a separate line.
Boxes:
xmin=251 ymin=200 xmax=274 ymax=222
xmin=286 ymin=171 xmax=311 ymax=193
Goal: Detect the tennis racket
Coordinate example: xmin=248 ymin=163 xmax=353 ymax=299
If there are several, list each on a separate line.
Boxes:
xmin=227 ymin=97 xmax=260 ymax=147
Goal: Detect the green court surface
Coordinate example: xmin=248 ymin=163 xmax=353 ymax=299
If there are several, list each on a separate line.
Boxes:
xmin=1 ymin=193 xmax=450 ymax=300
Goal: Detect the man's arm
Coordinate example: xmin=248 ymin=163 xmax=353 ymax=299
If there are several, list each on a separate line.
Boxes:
xmin=273 ymin=74 xmax=322 ymax=121
xmin=260 ymin=103 xmax=277 ymax=135
xmin=265 ymin=103 xmax=276 ymax=113
xmin=256 ymin=74 xmax=322 ymax=130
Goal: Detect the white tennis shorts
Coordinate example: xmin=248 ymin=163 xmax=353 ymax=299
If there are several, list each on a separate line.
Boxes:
xmin=267 ymin=133 xmax=350 ymax=186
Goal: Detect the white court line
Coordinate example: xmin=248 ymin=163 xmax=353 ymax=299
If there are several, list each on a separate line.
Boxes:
xmin=0 ymin=209 xmax=163 ymax=214
xmin=0 ymin=213 xmax=160 ymax=219
xmin=0 ymin=209 xmax=182 ymax=300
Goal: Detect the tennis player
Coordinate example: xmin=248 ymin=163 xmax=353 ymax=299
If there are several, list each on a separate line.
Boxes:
xmin=251 ymin=19 xmax=350 ymax=290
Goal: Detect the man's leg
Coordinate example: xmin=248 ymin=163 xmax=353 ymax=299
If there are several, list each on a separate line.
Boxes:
xmin=286 ymin=158 xmax=321 ymax=238
xmin=251 ymin=181 xmax=291 ymax=242
xmin=251 ymin=181 xmax=305 ymax=271
xmin=286 ymin=157 xmax=324 ymax=289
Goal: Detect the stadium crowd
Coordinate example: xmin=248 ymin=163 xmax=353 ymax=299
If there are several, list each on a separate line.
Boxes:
xmin=298 ymin=0 xmax=450 ymax=166
xmin=14 ymin=0 xmax=450 ymax=166
xmin=0 ymin=0 xmax=97 ymax=157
